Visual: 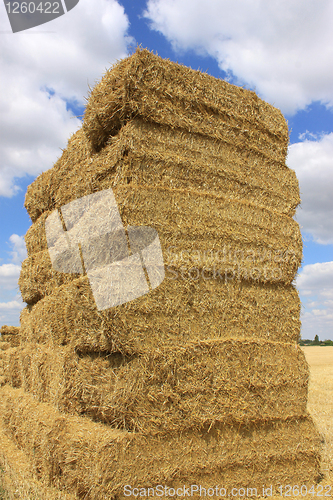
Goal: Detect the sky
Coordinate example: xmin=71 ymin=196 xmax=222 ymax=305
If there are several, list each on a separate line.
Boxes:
xmin=0 ymin=0 xmax=332 ymax=340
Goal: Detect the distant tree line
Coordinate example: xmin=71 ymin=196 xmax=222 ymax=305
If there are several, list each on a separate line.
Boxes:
xmin=299 ymin=334 xmax=333 ymax=346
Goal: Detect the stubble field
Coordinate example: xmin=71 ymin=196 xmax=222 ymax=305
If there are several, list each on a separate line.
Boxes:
xmin=301 ymin=346 xmax=333 ymax=490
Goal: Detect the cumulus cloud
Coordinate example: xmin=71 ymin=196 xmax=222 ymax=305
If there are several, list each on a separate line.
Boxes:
xmin=296 ymin=262 xmax=333 ymax=340
xmin=0 ymin=235 xmax=27 ymax=326
xmin=0 ymin=300 xmax=23 ymax=310
xmin=0 ymin=294 xmax=25 ymax=328
xmin=143 ymin=0 xmax=333 ymax=114
xmin=0 ymin=0 xmax=134 ymax=197
xmin=287 ymin=132 xmax=333 ymax=244
xmin=7 ymin=234 xmax=28 ymax=264
xmin=0 ymin=263 xmax=21 ymax=290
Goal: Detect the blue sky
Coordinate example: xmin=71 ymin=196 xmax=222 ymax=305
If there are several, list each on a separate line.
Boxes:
xmin=0 ymin=0 xmax=332 ymax=339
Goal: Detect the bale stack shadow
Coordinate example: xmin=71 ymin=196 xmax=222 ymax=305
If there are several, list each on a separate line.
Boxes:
xmin=0 ymin=48 xmax=322 ymax=499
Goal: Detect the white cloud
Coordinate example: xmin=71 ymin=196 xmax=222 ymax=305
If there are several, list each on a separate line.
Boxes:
xmin=0 ymin=236 xmax=27 ymax=327
xmin=0 ymin=0 xmax=134 ymax=197
xmin=7 ymin=234 xmax=28 ymax=265
xmin=0 ymin=263 xmax=21 ymax=290
xmin=0 ymin=294 xmax=25 ymax=328
xmin=287 ymin=133 xmax=333 ymax=244
xmin=0 ymin=300 xmax=23 ymax=310
xmin=143 ymin=0 xmax=333 ymax=114
xmin=296 ymin=262 xmax=333 ymax=340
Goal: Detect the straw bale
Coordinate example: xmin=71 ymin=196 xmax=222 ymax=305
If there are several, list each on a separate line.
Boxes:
xmin=0 ymin=342 xmax=11 ymax=351
xmin=0 ymin=325 xmax=20 ymax=335
xmin=0 ymin=386 xmax=321 ymax=499
xmin=115 ymin=184 xmax=302 ymax=284
xmin=5 ymin=340 xmax=311 ymax=434
xmin=24 ymin=168 xmax=54 ymax=224
xmin=19 ymin=275 xmax=301 ymax=351
xmin=18 ymin=249 xmax=81 ymax=304
xmin=83 ymin=49 xmax=288 ymax=161
xmin=0 ymin=415 xmax=77 ymax=500
xmin=24 ymin=210 xmax=51 ymax=255
xmin=24 ymin=129 xmax=94 ymax=223
xmin=21 ymin=184 xmax=301 ymax=308
xmin=0 ymin=334 xmax=20 ymax=348
xmin=103 ymin=119 xmax=300 ymax=216
xmin=24 ymin=117 xmax=299 ymax=225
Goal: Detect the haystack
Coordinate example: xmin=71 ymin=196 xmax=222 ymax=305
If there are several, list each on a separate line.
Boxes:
xmin=0 ymin=48 xmax=322 ymax=499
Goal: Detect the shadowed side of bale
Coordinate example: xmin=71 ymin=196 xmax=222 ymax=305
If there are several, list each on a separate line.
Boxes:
xmin=3 ymin=340 xmax=310 ymax=434
xmin=24 ymin=211 xmax=50 ymax=256
xmin=19 ymin=276 xmax=301 ymax=352
xmin=0 ymin=386 xmax=321 ymax=500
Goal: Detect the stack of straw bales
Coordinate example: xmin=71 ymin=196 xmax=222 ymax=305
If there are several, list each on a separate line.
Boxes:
xmin=0 ymin=48 xmax=322 ymax=499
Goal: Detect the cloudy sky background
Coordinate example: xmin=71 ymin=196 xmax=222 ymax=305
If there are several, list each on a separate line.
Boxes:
xmin=0 ymin=0 xmax=332 ymax=339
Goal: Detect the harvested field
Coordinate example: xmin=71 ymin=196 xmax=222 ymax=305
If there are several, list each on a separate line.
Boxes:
xmin=302 ymin=347 xmax=333 ymax=488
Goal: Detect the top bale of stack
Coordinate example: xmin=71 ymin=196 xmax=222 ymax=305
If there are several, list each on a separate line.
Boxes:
xmin=83 ymin=48 xmax=288 ymax=156
xmin=25 ymin=48 xmax=300 ymax=224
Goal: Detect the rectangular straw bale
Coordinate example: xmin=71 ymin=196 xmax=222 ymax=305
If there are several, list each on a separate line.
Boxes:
xmin=83 ymin=49 xmax=288 ymax=163
xmin=18 ymin=249 xmax=81 ymax=305
xmin=0 ymin=386 xmax=321 ymax=500
xmin=19 ymin=275 xmax=301 ymax=352
xmin=24 ymin=129 xmax=93 ymax=223
xmin=24 ymin=168 xmax=54 ymax=224
xmin=24 ymin=210 xmax=51 ymax=256
xmin=0 ymin=325 xmax=21 ymax=347
xmin=116 ymin=184 xmax=302 ymax=284
xmin=24 ymin=117 xmax=299 ymax=225
xmin=0 ymin=416 xmax=77 ymax=500
xmin=0 ymin=325 xmax=20 ymax=335
xmin=107 ymin=119 xmax=300 ymax=215
xmin=21 ymin=183 xmax=302 ymax=307
xmin=6 ymin=340 xmax=310 ymax=434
